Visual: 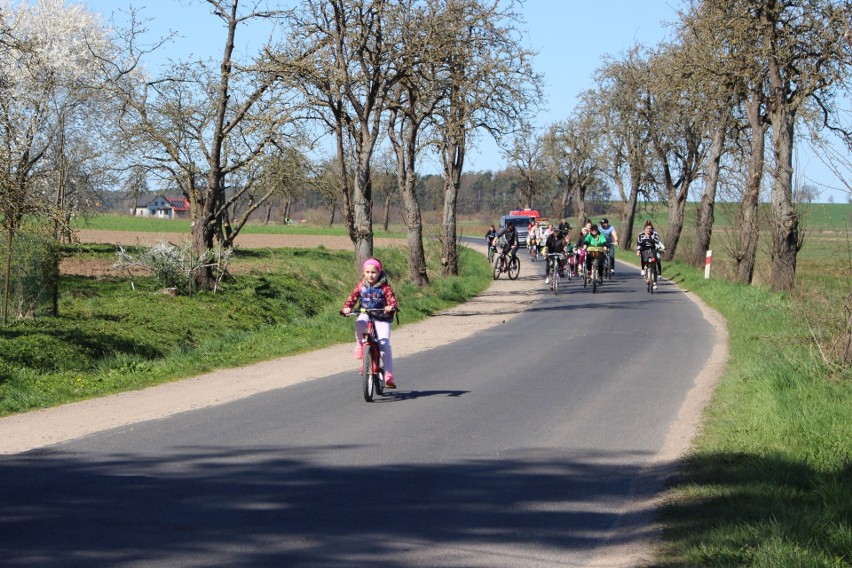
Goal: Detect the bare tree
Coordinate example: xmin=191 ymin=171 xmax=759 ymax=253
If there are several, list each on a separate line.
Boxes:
xmin=543 ymin=109 xmax=603 ymax=226
xmin=501 ymin=121 xmax=547 ymax=210
xmin=371 ymin=148 xmax=397 ymax=232
xmin=592 ymin=47 xmax=655 ymax=251
xmin=272 ymin=0 xmax=402 ymax=268
xmin=758 ymin=0 xmax=851 ymax=291
xmin=674 ymin=2 xmax=744 ymax=268
xmin=383 ymin=0 xmax=452 ymax=286
xmin=107 ymin=0 xmax=293 ymax=290
xmin=643 ymin=44 xmax=709 ymax=261
xmin=433 ymin=0 xmax=542 ymax=275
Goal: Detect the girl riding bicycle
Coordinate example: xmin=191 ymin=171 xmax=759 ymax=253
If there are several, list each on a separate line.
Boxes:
xmin=341 ymin=258 xmax=399 ymax=389
xmin=636 ymin=220 xmax=665 ymax=284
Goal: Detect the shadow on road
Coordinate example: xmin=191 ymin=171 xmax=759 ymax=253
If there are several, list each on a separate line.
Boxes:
xmin=1 ymin=446 xmax=671 ymax=566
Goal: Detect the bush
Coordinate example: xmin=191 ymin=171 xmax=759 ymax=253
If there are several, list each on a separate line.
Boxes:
xmin=0 ymin=229 xmax=60 ymax=319
xmin=114 ymin=241 xmax=232 ymax=295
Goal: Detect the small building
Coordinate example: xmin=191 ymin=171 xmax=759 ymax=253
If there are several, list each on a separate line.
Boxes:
xmin=130 ymin=196 xmax=190 ymax=219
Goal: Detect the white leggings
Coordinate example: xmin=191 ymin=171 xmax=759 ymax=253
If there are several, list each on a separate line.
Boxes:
xmin=355 ymin=315 xmax=393 ymax=373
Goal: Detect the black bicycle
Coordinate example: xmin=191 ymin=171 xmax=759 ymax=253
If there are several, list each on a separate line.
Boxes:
xmin=642 ymin=249 xmax=660 ymax=294
xmin=585 ymin=246 xmax=606 ymax=294
xmin=546 ymin=252 xmax=564 ymax=294
xmin=493 ymin=248 xmax=520 ymax=280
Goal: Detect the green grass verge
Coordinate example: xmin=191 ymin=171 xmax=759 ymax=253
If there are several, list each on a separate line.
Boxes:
xmin=0 ymin=244 xmax=491 ymax=416
xmin=654 ymin=261 xmax=852 ymax=567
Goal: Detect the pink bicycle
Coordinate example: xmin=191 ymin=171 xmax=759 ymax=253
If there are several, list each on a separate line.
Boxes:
xmin=342 ymin=307 xmax=391 ymax=402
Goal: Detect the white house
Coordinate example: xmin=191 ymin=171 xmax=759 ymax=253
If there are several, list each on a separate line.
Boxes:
xmin=130 ymin=196 xmax=190 ymax=219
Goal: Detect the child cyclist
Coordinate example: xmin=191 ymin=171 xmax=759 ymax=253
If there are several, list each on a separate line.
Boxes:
xmin=341 ymin=258 xmax=399 ymax=388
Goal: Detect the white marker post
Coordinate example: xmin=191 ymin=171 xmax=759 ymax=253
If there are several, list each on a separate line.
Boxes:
xmin=705 ymin=250 xmax=712 ymax=279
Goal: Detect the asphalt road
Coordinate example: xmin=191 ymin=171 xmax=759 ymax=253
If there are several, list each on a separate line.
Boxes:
xmin=0 ymin=255 xmax=717 ymax=567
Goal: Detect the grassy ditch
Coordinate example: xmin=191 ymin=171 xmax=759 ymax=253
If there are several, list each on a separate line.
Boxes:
xmin=0 ymin=244 xmax=491 ymax=416
xmin=653 ymin=261 xmax=852 ymax=567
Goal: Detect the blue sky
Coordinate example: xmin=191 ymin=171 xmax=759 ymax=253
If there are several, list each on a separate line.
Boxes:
xmin=86 ymin=0 xmax=847 ymax=203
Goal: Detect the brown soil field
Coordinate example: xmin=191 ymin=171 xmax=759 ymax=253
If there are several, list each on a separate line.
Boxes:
xmin=61 ymin=229 xmax=400 ymax=277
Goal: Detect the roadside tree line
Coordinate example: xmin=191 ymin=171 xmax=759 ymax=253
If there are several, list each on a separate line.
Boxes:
xmin=0 ymin=0 xmax=541 ymax=311
xmin=2 ymin=0 xmax=851 ymax=325
xmin=512 ymin=0 xmax=852 ymax=293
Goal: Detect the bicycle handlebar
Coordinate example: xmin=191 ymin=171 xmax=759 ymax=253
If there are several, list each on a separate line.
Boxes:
xmin=340 ymin=307 xmax=398 ymax=317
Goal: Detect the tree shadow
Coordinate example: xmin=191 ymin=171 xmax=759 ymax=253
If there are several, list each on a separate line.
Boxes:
xmin=654 ymin=451 xmax=852 ymax=566
xmin=0 ymin=446 xmax=673 ymax=567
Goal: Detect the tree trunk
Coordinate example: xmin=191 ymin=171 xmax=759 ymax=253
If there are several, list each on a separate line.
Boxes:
xmin=441 ymin=175 xmax=460 ymax=276
xmin=620 ymin=168 xmax=640 ymax=252
xmin=692 ymin=120 xmax=726 ymax=267
xmin=559 ymin=177 xmax=572 ymax=219
xmin=383 ymin=195 xmax=390 ymax=232
xmin=387 ymin=103 xmax=430 ymax=286
xmin=663 ymin=184 xmax=688 ymax=261
xmin=401 ymin=177 xmax=429 ymax=286
xmin=735 ymin=96 xmax=765 ymax=284
xmin=768 ymin=102 xmax=799 ymax=291
xmin=3 ymin=225 xmax=12 ymax=324
xmin=575 ymin=184 xmax=587 ymax=227
xmin=190 ymin=183 xmax=218 ymax=291
xmin=441 ymin=136 xmax=464 ymax=277
xmin=283 ymin=194 xmax=292 ymax=223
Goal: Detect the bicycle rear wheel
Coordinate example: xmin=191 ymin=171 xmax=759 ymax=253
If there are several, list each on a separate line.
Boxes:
xmin=362 ymin=347 xmax=375 ymax=402
xmin=508 ymin=257 xmax=520 ymax=280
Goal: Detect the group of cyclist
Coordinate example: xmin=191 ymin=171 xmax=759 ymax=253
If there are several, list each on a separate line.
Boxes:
xmin=487 ymin=216 xmax=664 ymax=289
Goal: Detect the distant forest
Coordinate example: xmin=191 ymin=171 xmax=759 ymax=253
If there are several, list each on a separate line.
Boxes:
xmin=105 ymin=169 xmax=615 ymax=226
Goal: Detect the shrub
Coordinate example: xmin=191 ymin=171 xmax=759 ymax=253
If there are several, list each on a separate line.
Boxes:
xmin=0 ymin=229 xmax=60 ymax=319
xmin=114 ymin=241 xmax=232 ymax=295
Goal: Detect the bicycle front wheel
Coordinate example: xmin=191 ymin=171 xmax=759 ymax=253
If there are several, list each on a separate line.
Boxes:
xmin=592 ymin=265 xmax=598 ymax=293
xmin=362 ymin=347 xmax=375 ymax=402
xmin=488 ymin=247 xmax=495 ymax=263
xmin=508 ymin=257 xmax=520 ymax=280
xmin=493 ymin=258 xmax=502 ymax=280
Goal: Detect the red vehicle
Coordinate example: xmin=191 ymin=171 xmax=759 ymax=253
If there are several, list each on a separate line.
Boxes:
xmin=500 ymin=209 xmax=541 ymax=246
xmin=509 ymin=209 xmax=541 ymax=220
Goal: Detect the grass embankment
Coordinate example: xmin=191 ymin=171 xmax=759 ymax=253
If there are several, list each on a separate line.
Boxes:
xmin=0 ymin=244 xmax=491 ymax=416
xmin=653 ymin=261 xmax=852 ymax=567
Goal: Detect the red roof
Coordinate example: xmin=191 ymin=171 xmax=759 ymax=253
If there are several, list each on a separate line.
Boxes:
xmin=165 ymin=197 xmax=190 ymax=211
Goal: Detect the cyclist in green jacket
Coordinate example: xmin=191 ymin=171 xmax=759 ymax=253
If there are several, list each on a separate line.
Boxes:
xmin=583 ymin=224 xmax=609 ymax=278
